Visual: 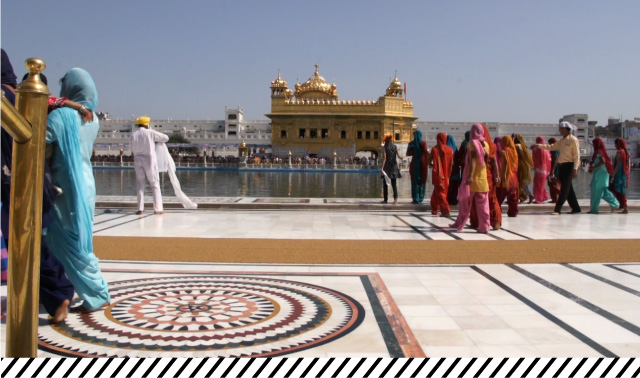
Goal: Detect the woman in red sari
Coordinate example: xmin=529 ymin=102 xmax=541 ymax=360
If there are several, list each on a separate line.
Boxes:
xmin=532 ymin=136 xmax=551 ymax=203
xmin=610 ymin=138 xmax=631 ymax=214
xmin=429 ymin=132 xmax=453 ymax=216
xmin=470 ymin=124 xmax=502 ymax=230
xmin=496 ymin=135 xmax=519 ymax=217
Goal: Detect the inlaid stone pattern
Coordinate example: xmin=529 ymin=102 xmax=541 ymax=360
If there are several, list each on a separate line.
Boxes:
xmin=38 ymin=275 xmax=364 ymax=357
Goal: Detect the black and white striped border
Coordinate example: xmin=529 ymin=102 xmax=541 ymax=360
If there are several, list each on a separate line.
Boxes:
xmin=1 ymin=357 xmax=638 ymax=377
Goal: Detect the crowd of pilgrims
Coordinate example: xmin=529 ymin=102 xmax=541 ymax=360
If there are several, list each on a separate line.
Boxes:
xmin=381 ymin=123 xmax=631 ymax=233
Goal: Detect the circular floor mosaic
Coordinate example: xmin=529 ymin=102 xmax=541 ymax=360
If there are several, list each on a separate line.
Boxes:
xmin=38 ymin=275 xmax=364 ymax=357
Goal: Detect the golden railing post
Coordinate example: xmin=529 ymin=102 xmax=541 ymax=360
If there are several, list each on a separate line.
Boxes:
xmin=5 ymin=58 xmax=49 ymax=357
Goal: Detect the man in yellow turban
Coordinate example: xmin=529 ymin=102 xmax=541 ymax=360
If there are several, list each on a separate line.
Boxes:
xmin=130 ymin=116 xmax=169 ymax=214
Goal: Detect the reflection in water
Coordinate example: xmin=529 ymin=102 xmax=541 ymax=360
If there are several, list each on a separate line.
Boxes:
xmin=94 ymin=169 xmax=639 ymax=200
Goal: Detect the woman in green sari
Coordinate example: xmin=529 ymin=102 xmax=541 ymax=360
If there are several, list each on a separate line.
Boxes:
xmin=588 ymin=138 xmax=619 ymax=214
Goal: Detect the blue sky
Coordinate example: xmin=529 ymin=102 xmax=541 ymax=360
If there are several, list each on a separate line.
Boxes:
xmin=2 ymin=1 xmax=638 ymax=125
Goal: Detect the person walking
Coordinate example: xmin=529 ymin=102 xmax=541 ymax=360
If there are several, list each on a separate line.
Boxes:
xmin=381 ymin=135 xmax=402 ymax=204
xmin=450 ymin=124 xmax=491 ymax=233
xmin=446 ymin=134 xmax=461 ymax=206
xmin=532 ymin=136 xmax=551 ymax=203
xmin=470 ymin=124 xmax=502 ymax=230
xmin=429 ymin=132 xmax=453 ymax=216
xmin=531 ymin=122 xmax=581 ymax=215
xmin=497 ymin=135 xmax=520 ymax=217
xmin=547 ymin=137 xmax=561 ymax=203
xmin=610 ymin=138 xmax=630 ymax=214
xmin=46 ymin=68 xmax=110 ymax=313
xmin=588 ymin=138 xmax=619 ymax=214
xmin=131 ymin=116 xmax=169 ymax=215
xmin=406 ymin=130 xmax=429 ymax=204
xmin=514 ymin=134 xmax=534 ymax=203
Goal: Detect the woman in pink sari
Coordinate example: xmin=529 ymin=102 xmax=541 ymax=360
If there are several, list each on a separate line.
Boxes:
xmin=449 ymin=123 xmax=490 ymax=233
xmin=532 ymin=136 xmax=551 ymax=203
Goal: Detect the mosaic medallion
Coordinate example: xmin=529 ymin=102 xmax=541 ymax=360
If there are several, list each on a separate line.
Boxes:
xmin=38 ymin=275 xmax=364 ymax=357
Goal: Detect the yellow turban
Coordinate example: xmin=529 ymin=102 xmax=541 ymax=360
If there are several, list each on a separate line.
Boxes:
xmin=136 ymin=116 xmax=150 ymax=127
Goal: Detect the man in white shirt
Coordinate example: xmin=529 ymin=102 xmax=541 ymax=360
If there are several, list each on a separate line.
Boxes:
xmin=130 ymin=116 xmax=169 ymax=215
xmin=531 ymin=122 xmax=581 ymax=214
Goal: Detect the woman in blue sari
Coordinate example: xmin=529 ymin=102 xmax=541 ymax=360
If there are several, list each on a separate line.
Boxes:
xmin=46 ymin=68 xmax=110 ymax=312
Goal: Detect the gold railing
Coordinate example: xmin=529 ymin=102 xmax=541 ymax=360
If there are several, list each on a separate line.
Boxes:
xmin=0 ymin=58 xmax=49 ymax=357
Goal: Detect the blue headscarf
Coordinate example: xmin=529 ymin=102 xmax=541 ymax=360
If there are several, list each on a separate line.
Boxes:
xmin=446 ymin=134 xmax=457 ymax=154
xmin=46 ymin=68 xmax=109 ymax=310
xmin=60 ymin=68 xmax=98 ymax=109
xmin=409 ymin=130 xmax=423 ymax=183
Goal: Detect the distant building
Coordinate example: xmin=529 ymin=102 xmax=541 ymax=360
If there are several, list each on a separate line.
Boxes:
xmin=596 ymin=117 xmax=640 ymax=163
xmin=94 ymin=106 xmax=271 ymax=157
xmin=417 ymin=114 xmax=595 ymax=160
xmin=266 ymin=65 xmax=417 ymax=159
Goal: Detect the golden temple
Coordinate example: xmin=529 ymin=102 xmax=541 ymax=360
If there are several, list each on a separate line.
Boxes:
xmin=267 ymin=65 xmax=417 ymax=158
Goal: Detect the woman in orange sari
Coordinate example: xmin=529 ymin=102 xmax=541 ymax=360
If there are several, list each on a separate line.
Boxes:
xmin=429 ymin=132 xmax=453 ymax=216
xmin=470 ymin=124 xmax=502 ymax=230
xmin=496 ymin=135 xmax=519 ymax=217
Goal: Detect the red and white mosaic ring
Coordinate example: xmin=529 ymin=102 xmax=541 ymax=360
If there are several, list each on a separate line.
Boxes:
xmin=38 ymin=275 xmax=364 ymax=357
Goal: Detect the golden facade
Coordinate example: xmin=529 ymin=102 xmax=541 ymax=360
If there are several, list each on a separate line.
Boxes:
xmin=267 ymin=65 xmax=417 ymax=158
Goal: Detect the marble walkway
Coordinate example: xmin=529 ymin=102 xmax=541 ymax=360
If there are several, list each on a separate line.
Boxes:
xmin=1 ymin=197 xmax=639 ymax=358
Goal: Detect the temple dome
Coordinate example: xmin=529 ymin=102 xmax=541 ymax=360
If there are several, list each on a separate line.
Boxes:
xmin=385 ymin=74 xmax=403 ymax=97
xmin=271 ymin=72 xmax=288 ymax=88
xmin=270 ymin=71 xmax=292 ymax=98
xmin=295 ymin=65 xmax=338 ymax=100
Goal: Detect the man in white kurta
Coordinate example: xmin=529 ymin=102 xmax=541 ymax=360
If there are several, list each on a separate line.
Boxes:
xmin=131 ymin=116 xmax=169 ymax=214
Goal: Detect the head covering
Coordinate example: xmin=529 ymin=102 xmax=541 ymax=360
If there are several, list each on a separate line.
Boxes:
xmin=22 ymin=72 xmax=48 ymax=85
xmin=479 ymin=124 xmax=496 ymax=158
xmin=471 ymin=123 xmax=485 ymax=142
xmin=383 ymin=134 xmax=393 ymax=145
xmin=446 ymin=134 xmax=457 ymax=154
xmin=501 ymin=135 xmax=519 ymax=189
xmin=559 ymin=121 xmax=575 ymax=131
xmin=460 ymin=131 xmax=471 ymax=150
xmin=60 ymin=68 xmax=98 ymax=109
xmin=591 ymin=137 xmax=613 ymax=174
xmin=1 ymin=49 xmax=17 ymax=88
xmin=533 ymin=136 xmax=551 ymax=175
xmin=616 ymin=138 xmax=630 ymax=187
xmin=136 ymin=116 xmax=151 ymax=127
xmin=514 ymin=134 xmax=533 ymax=167
xmin=469 ymin=123 xmax=486 ymax=167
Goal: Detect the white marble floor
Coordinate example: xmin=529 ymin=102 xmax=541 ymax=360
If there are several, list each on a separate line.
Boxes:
xmin=1 ymin=204 xmax=639 ymax=358
xmin=92 ymin=206 xmax=639 ymax=240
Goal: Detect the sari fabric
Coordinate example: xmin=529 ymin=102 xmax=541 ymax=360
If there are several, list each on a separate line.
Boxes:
xmin=497 ymin=136 xmax=519 ymax=217
xmin=514 ymin=134 xmax=533 ymax=202
xmin=448 ymin=134 xmax=467 ymax=206
xmin=45 ymin=68 xmax=110 ymax=310
xmin=451 ymin=124 xmax=490 ymax=232
xmin=590 ymin=154 xmax=619 ymax=213
xmin=430 ymin=133 xmax=453 ymax=215
xmin=532 ymin=136 xmax=551 ymax=203
xmin=470 ymin=124 xmax=502 ymax=229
